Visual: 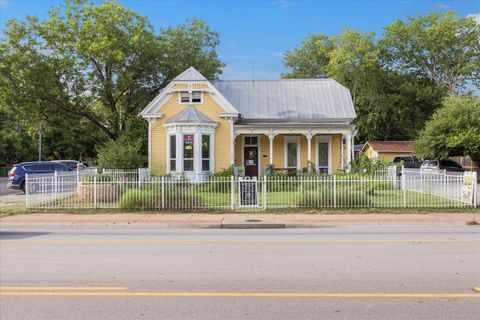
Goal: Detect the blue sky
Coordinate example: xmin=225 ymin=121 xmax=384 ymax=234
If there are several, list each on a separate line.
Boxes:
xmin=1 ymin=0 xmax=479 ymax=80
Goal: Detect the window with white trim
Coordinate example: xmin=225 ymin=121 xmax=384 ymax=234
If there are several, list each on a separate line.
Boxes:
xmin=169 ymin=135 xmax=176 ymax=171
xmin=183 ymin=134 xmax=194 ymax=171
xmin=318 ymin=142 xmax=329 ymax=174
xmin=201 ymin=135 xmax=210 ymax=171
xmin=284 ymin=137 xmax=300 ymax=169
xmin=179 ymin=91 xmax=203 ymax=104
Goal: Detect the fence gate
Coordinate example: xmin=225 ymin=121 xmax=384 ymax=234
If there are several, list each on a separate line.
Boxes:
xmin=238 ymin=177 xmax=259 ymax=207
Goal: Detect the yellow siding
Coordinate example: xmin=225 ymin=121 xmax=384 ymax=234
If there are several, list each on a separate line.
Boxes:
xmin=377 ymin=152 xmax=412 ymax=162
xmin=150 ymin=92 xmax=231 ymax=175
xmin=362 ymin=144 xmax=376 ymax=159
xmin=362 ymin=144 xmax=412 ymax=162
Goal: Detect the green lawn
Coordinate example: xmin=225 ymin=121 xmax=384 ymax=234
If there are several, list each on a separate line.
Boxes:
xmin=196 ymin=189 xmax=469 ymax=208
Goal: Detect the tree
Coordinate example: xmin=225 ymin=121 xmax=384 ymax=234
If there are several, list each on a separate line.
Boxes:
xmin=415 ymin=96 xmax=480 ymax=165
xmin=381 ymin=11 xmax=480 ymax=95
xmin=282 ymin=34 xmax=333 ymax=79
xmin=97 ymin=137 xmax=146 ymax=169
xmin=0 ymin=0 xmax=224 ymax=142
xmin=281 ymin=29 xmax=443 ymax=142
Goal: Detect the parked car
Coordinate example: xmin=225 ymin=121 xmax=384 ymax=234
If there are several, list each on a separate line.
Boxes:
xmin=7 ymin=161 xmax=73 ymax=193
xmin=390 ymin=155 xmax=422 ymax=168
xmin=421 ymin=159 xmax=464 ymax=172
xmin=51 ymin=160 xmax=83 ymax=170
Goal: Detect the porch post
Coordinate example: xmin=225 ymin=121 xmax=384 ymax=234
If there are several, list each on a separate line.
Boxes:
xmin=267 ymin=132 xmax=276 ymax=165
xmin=148 ymin=119 xmax=152 ymax=172
xmin=229 ymin=119 xmax=235 ymax=166
xmin=304 ymin=132 xmax=313 ymax=164
xmin=346 ymin=132 xmax=352 ymax=172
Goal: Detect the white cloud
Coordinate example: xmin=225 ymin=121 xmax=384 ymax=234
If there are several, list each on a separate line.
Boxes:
xmin=467 ymin=13 xmax=480 ymax=24
xmin=0 ymin=0 xmax=8 ymax=6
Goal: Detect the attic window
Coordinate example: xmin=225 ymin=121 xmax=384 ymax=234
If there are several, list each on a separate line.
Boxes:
xmin=179 ymin=91 xmax=203 ymax=104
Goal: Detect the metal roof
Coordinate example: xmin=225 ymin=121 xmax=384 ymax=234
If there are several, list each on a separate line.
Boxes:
xmin=173 ymin=67 xmax=207 ymax=81
xmin=165 ymin=106 xmax=217 ymax=124
xmin=363 ymin=141 xmax=415 ymax=153
xmin=211 ymin=79 xmax=356 ymax=122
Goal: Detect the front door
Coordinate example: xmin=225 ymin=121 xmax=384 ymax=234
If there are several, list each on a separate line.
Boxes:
xmin=244 ymin=146 xmax=259 ymax=177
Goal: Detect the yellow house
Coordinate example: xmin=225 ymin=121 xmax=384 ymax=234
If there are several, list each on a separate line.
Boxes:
xmin=361 ymin=141 xmax=415 ymax=162
xmin=140 ymin=67 xmax=357 ymax=178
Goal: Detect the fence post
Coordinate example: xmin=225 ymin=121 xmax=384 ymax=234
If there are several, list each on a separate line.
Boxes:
xmin=230 ymin=176 xmax=235 ymax=210
xmin=93 ymin=175 xmax=97 ymax=209
xmin=263 ymin=175 xmax=267 ymax=210
xmin=402 ymin=165 xmax=406 ymax=208
xmin=138 ymin=169 xmax=141 ymax=188
xmin=54 ymin=171 xmax=58 ymax=204
xmin=473 ymin=172 xmax=478 ymax=208
xmin=333 ymin=175 xmax=337 ymax=208
xmin=161 ymin=176 xmax=165 ymax=209
xmin=25 ymin=173 xmax=29 ymax=208
xmin=443 ymin=169 xmax=447 ymax=198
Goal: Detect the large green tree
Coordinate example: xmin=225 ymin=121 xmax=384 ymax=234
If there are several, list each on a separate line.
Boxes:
xmin=415 ymin=96 xmax=480 ymax=165
xmin=0 ymin=0 xmax=224 ymax=143
xmin=381 ymin=11 xmax=480 ymax=95
xmin=282 ymin=29 xmax=442 ymax=141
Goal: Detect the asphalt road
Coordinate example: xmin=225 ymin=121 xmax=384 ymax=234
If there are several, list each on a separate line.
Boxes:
xmin=0 ymin=226 xmax=479 ymax=320
xmin=0 ymin=177 xmax=19 ymax=196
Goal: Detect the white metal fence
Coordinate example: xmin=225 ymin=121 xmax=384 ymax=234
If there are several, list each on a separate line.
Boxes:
xmin=24 ymin=167 xmax=477 ymax=210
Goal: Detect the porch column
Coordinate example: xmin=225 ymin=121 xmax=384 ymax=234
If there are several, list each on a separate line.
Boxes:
xmin=267 ymin=132 xmax=276 ymax=165
xmin=229 ymin=119 xmax=235 ymax=166
xmin=351 ymin=129 xmax=357 ymax=162
xmin=148 ymin=119 xmax=152 ymax=172
xmin=346 ymin=132 xmax=352 ymax=172
xmin=304 ymin=132 xmax=313 ymax=163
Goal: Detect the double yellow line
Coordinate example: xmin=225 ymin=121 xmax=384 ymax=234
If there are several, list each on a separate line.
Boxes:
xmin=1 ymin=287 xmax=479 ymax=298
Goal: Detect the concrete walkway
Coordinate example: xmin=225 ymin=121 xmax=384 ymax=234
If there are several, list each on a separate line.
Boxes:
xmin=1 ymin=213 xmax=478 ymax=228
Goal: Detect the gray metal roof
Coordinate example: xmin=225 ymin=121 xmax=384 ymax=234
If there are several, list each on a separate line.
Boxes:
xmin=211 ymin=79 xmax=356 ymax=122
xmin=165 ymin=106 xmax=217 ymax=124
xmin=173 ymin=67 xmax=207 ymax=81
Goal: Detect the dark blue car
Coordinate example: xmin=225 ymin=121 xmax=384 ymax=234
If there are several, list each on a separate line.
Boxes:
xmin=7 ymin=161 xmax=73 ymax=193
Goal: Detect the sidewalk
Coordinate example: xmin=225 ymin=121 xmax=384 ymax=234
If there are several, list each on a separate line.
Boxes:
xmin=1 ymin=213 xmax=478 ymax=228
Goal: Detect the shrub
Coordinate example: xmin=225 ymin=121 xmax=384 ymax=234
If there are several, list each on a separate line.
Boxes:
xmin=119 ymin=189 xmax=160 ymax=210
xmin=297 ymin=186 xmax=372 ymax=207
xmin=97 ymin=138 xmax=146 ymax=169
xmin=118 ymin=186 xmax=203 ymax=210
xmin=350 ymin=155 xmax=390 ymax=175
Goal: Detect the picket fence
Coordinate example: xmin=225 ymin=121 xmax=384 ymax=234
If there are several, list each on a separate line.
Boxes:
xmin=24 ymin=167 xmax=477 ymax=210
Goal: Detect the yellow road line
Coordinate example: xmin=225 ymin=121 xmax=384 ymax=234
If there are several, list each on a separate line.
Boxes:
xmin=38 ymin=240 xmax=199 ymax=245
xmin=0 ymin=292 xmax=479 ymax=298
xmin=32 ymin=239 xmax=480 ymax=245
xmin=0 ymin=287 xmax=128 ymax=291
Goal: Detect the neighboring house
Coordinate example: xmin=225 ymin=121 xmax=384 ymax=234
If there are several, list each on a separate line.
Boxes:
xmin=361 ymin=141 xmax=415 ymax=161
xmin=140 ymin=67 xmax=357 ymax=178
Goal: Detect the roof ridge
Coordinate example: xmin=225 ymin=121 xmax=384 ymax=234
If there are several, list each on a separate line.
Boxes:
xmin=212 ymin=79 xmax=333 ymax=82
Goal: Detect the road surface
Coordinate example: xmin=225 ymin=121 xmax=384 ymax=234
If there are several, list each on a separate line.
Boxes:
xmin=1 ymin=226 xmax=479 ymax=319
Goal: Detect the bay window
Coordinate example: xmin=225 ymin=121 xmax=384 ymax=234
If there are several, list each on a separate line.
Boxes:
xmin=165 ymin=123 xmax=216 ymax=177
